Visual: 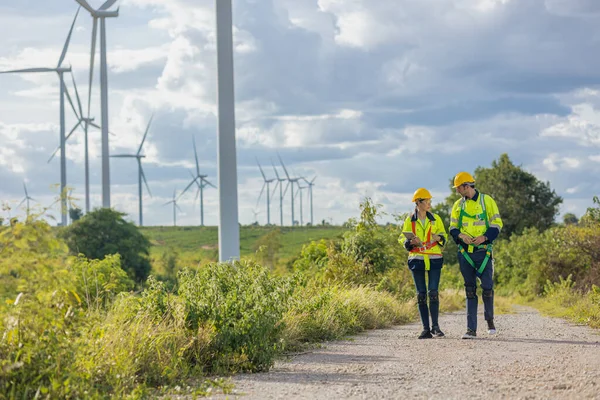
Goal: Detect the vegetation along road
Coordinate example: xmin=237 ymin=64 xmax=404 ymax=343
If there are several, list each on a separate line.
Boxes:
xmin=210 ymin=307 xmax=600 ymax=400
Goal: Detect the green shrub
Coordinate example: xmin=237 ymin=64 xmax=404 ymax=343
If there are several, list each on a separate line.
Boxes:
xmin=177 ymin=261 xmax=294 ymax=372
xmin=61 ymin=208 xmax=152 ymax=283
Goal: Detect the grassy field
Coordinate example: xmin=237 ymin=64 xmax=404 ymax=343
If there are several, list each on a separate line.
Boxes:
xmin=140 ymin=225 xmax=349 ymax=267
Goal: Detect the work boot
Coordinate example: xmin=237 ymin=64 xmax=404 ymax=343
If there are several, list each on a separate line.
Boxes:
xmin=461 ymin=329 xmax=476 ymax=339
xmin=487 ymin=319 xmax=497 ymax=335
xmin=418 ymin=329 xmax=433 ymax=339
xmin=431 ymin=326 xmax=445 ymax=337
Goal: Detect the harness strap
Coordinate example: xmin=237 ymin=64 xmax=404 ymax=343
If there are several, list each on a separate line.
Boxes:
xmin=459 ymin=243 xmax=492 ymax=277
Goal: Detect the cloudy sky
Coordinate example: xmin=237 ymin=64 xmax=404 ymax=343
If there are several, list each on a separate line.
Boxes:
xmin=1 ymin=0 xmax=600 ymax=227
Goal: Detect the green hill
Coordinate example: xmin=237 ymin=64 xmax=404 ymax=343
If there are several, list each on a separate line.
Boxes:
xmin=140 ymin=225 xmax=348 ymax=268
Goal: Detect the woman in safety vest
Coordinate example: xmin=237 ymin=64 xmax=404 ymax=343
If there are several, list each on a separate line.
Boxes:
xmin=400 ymin=188 xmax=447 ymax=339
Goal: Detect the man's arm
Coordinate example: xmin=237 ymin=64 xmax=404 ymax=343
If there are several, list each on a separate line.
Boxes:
xmin=483 ymin=196 xmax=503 ymax=243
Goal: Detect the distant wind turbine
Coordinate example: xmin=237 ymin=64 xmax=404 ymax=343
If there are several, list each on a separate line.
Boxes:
xmin=277 ymin=154 xmax=303 ymax=226
xmin=0 ymin=7 xmax=80 ymax=226
xmin=179 ymin=136 xmax=216 ymax=226
xmin=295 ymin=180 xmax=306 ymax=226
xmin=18 ymin=182 xmax=36 ymax=217
xmin=75 ymin=0 xmax=120 ymax=209
xmin=256 ymin=158 xmax=275 ymax=225
xmin=163 ymin=189 xmax=182 ymax=227
xmin=270 ymin=159 xmax=286 ymax=227
xmin=110 ymin=115 xmax=153 ymax=226
xmin=303 ymin=176 xmax=317 ymax=226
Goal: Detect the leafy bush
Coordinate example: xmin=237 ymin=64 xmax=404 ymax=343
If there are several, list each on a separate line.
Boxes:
xmin=340 ymin=198 xmax=401 ymax=276
xmin=177 ymin=261 xmax=294 ymax=372
xmin=69 ymin=254 xmax=134 ymax=310
xmin=61 ymin=208 xmax=152 ymax=283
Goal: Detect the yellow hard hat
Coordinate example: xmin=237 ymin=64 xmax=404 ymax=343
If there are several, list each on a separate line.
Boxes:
xmin=412 ymin=188 xmax=432 ymax=202
xmin=453 ymin=171 xmax=475 ymax=188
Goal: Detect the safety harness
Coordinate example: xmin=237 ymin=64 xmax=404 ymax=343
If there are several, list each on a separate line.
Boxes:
xmin=457 ymin=193 xmax=492 ymax=277
xmin=409 ymin=215 xmax=441 ymax=271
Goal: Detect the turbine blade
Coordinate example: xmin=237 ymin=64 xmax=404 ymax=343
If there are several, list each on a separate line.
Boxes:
xmin=277 ymin=153 xmax=291 ymax=179
xmin=179 ymin=177 xmax=197 ymax=199
xmin=66 ymin=120 xmax=82 ymax=142
xmin=64 ymin=82 xmax=80 ymax=120
xmin=17 ymin=198 xmax=26 ymax=208
xmin=194 ymin=187 xmax=200 ymax=202
xmin=87 ymin=17 xmax=98 ymax=117
xmin=282 ymin=181 xmax=290 ymax=198
xmin=192 ymin=135 xmax=200 ymax=176
xmin=203 ymin=178 xmax=217 ymax=189
xmin=100 ymin=0 xmax=118 ymax=10
xmin=176 ymin=204 xmax=183 ymax=212
xmin=140 ymin=164 xmax=152 ymax=197
xmin=256 ymin=157 xmax=267 ymax=180
xmin=75 ymin=0 xmax=95 ymax=14
xmin=138 ymin=114 xmax=153 ymax=154
xmin=47 ymin=145 xmax=61 ymax=164
xmin=270 ymin=181 xmax=279 ymax=199
xmin=57 ymin=7 xmax=80 ymax=68
xmin=0 ymin=68 xmax=55 ymax=74
xmin=271 ymin=159 xmax=281 ymax=180
xmin=311 ymin=175 xmax=317 ymax=184
xmin=23 ymin=182 xmax=28 ymax=197
xmin=70 ymin=70 xmax=84 ymax=118
xmin=110 ymin=154 xmax=136 ymax=158
xmin=256 ymin=182 xmax=266 ymax=208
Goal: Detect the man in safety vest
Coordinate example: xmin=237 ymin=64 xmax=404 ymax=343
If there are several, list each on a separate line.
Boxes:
xmin=401 ymin=188 xmax=448 ymax=339
xmin=449 ymin=172 xmax=503 ymax=339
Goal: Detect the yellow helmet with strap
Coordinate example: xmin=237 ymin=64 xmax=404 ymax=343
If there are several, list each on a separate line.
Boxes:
xmin=412 ymin=188 xmax=432 ymax=202
xmin=453 ymin=171 xmax=475 ymax=188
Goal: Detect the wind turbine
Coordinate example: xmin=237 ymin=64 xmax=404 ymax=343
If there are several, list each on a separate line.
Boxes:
xmin=0 ymin=8 xmax=80 ymax=226
xmin=303 ymin=176 xmax=317 ymax=226
xmin=75 ymin=0 xmax=119 ymax=209
xmin=277 ymin=154 xmax=303 ymax=226
xmin=110 ymin=115 xmax=153 ymax=226
xmin=251 ymin=209 xmax=261 ymax=224
xmin=18 ymin=182 xmax=36 ymax=217
xmin=179 ymin=136 xmax=216 ymax=226
xmin=256 ymin=158 xmax=275 ymax=225
xmin=295 ymin=181 xmax=307 ymax=226
xmin=47 ymin=70 xmax=105 ymax=214
xmin=270 ymin=160 xmax=286 ymax=226
xmin=163 ymin=189 xmax=182 ymax=227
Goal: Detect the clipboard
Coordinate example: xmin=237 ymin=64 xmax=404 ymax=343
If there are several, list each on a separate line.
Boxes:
xmin=402 ymin=231 xmax=416 ymax=240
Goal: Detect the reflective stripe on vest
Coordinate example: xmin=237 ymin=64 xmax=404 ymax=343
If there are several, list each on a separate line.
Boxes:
xmin=409 ymin=219 xmax=441 ymax=270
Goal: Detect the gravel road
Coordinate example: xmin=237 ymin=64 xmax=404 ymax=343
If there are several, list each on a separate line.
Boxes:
xmin=208 ymin=306 xmax=600 ymax=399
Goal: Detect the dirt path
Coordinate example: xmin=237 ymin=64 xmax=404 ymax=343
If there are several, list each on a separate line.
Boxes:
xmin=209 ymin=306 xmax=600 ymax=399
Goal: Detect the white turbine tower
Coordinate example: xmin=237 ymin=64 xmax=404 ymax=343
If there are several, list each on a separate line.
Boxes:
xmin=163 ymin=189 xmax=182 ymax=227
xmin=18 ymin=182 xmax=36 ymax=217
xmin=256 ymin=158 xmax=275 ymax=225
xmin=304 ymin=176 xmax=317 ymax=226
xmin=179 ymin=136 xmax=216 ymax=226
xmin=278 ymin=154 xmax=303 ymax=226
xmin=270 ymin=160 xmax=286 ymax=227
xmin=216 ymin=0 xmax=240 ymax=261
xmin=0 ymin=8 xmax=80 ymax=226
xmin=295 ymin=180 xmax=306 ymax=226
xmin=110 ymin=115 xmax=153 ymax=226
xmin=75 ymin=0 xmax=119 ymax=209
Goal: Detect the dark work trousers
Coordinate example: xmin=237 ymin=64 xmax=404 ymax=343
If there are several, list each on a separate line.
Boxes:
xmin=458 ymin=249 xmax=494 ymax=332
xmin=410 ymin=268 xmax=441 ymax=330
